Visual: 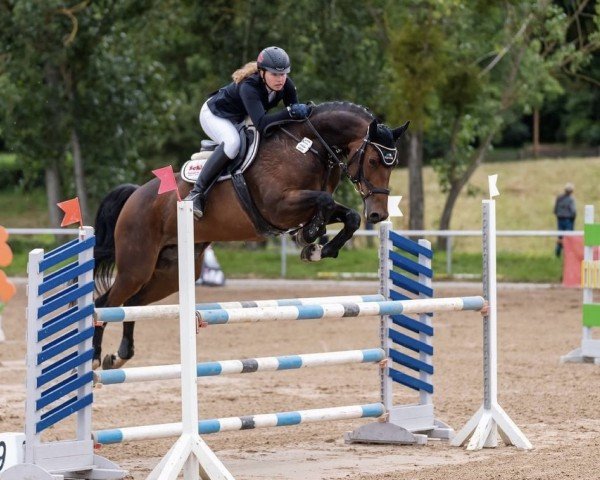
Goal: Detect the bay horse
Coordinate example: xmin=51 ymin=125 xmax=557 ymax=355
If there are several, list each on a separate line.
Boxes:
xmin=93 ymin=101 xmax=409 ymax=369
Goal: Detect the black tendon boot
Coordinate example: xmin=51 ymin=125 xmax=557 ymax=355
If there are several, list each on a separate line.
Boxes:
xmin=185 ymin=143 xmax=232 ymax=219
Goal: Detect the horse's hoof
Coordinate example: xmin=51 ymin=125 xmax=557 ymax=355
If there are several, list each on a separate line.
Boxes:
xmin=102 ymin=353 xmax=128 ymax=370
xmin=293 ymin=232 xmax=310 ymax=248
xmin=301 ymin=244 xmax=323 ymax=262
xmin=92 ymin=359 xmax=101 ymax=370
xmin=102 ymin=354 xmax=116 ymax=370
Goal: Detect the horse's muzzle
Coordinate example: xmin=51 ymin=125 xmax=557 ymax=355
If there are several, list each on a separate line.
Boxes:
xmin=367 ymin=211 xmax=388 ymax=224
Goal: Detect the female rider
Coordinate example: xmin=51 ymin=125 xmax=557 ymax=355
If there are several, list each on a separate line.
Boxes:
xmin=186 ymin=46 xmax=311 ymax=218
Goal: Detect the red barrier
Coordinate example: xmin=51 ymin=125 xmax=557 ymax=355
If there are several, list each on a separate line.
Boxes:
xmin=562 ymin=235 xmax=600 ymax=287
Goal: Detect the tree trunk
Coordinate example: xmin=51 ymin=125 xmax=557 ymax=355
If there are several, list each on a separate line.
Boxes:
xmin=71 ymin=129 xmax=89 ymax=223
xmin=45 ymin=162 xmax=62 ymax=227
xmin=437 ymin=131 xmax=496 ymax=249
xmin=408 ymin=129 xmax=424 ymax=230
xmin=532 ymin=108 xmax=540 ymax=158
xmin=436 ymin=43 xmax=527 ymax=250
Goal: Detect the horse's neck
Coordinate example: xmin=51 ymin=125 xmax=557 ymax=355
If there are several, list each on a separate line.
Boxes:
xmin=311 ymin=114 xmax=367 ymax=152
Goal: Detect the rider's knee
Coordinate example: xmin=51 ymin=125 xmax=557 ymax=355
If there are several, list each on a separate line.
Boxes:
xmin=223 ymin=136 xmax=241 ymax=159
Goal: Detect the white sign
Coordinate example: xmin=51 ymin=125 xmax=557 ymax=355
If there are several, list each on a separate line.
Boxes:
xmin=388 ymin=195 xmax=403 ymax=217
xmin=0 ymin=432 xmax=25 ymax=473
xmin=295 ymin=137 xmax=313 ymax=154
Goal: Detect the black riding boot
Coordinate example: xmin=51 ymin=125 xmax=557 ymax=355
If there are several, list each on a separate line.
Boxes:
xmin=185 ymin=143 xmax=231 ymax=219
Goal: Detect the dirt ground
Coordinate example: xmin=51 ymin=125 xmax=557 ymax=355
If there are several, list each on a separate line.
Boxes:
xmin=1 ymin=279 xmax=600 ymax=480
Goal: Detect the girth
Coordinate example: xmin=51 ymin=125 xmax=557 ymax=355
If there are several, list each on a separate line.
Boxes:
xmin=230 ymin=172 xmax=290 ymax=237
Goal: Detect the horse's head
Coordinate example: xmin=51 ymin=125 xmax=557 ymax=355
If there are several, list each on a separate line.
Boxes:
xmin=347 ymin=119 xmax=409 ymax=223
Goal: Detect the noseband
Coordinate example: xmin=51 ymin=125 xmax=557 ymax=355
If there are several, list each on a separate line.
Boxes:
xmin=304 ymin=120 xmax=395 ymax=200
xmin=345 ymin=137 xmax=393 ymax=199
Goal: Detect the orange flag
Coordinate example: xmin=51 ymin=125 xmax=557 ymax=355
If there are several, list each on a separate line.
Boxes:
xmin=57 ymin=197 xmax=83 ymax=227
xmin=0 ymin=270 xmax=15 ymax=303
xmin=0 ymin=226 xmax=12 ymax=268
xmin=152 ymin=165 xmax=181 ymax=201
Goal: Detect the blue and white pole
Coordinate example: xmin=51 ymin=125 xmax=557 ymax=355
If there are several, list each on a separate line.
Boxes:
xmin=93 ymin=403 xmax=385 ymax=445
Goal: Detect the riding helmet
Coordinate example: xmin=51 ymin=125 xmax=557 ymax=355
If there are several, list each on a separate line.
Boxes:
xmin=257 ymin=46 xmax=291 ymax=74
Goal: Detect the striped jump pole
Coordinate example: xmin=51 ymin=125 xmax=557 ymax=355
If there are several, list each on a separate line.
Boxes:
xmin=195 ymin=297 xmax=484 ymax=324
xmin=95 ymin=296 xmax=484 ymax=325
xmin=94 ymin=294 xmax=385 ymax=323
xmin=94 ymin=348 xmax=385 ymax=385
xmin=93 ymin=403 xmax=385 ymax=445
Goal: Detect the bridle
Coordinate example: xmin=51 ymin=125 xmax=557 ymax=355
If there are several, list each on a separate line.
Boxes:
xmin=304 ymin=120 xmax=397 ymax=199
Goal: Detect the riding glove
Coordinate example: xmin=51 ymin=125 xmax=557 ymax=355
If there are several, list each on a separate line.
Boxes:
xmin=288 ymin=103 xmax=311 ymax=119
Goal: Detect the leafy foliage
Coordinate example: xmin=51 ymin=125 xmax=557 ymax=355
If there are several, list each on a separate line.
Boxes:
xmin=0 ymin=0 xmax=597 ymax=226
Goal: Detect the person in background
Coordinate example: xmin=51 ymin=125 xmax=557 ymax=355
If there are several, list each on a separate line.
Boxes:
xmin=553 ymin=182 xmax=576 ymax=257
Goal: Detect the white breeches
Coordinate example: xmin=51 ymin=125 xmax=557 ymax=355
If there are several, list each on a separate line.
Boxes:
xmin=199 ymin=101 xmax=240 ymax=159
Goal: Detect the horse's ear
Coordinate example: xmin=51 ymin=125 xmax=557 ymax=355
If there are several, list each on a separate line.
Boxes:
xmin=368 ymin=119 xmax=378 ymax=138
xmin=392 ymin=121 xmax=410 ymax=141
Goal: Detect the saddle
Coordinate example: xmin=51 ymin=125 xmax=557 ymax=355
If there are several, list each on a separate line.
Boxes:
xmin=181 ymin=123 xmax=289 ymax=236
xmin=181 ymin=123 xmax=259 ymax=183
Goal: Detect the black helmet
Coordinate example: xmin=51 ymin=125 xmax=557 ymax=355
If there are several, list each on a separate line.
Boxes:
xmin=257 ymin=46 xmax=291 ymax=74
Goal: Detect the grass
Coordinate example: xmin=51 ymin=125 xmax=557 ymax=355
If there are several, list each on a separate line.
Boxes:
xmin=0 ymin=156 xmax=597 ymax=280
xmin=389 ymin=156 xmax=600 ymax=252
xmin=0 ymin=189 xmax=49 ymax=227
xmin=212 ymin=244 xmax=563 ymax=282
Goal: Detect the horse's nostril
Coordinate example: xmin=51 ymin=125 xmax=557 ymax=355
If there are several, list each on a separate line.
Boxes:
xmin=368 ymin=213 xmax=381 ymax=223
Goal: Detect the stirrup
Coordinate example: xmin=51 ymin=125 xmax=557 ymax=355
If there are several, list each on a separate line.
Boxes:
xmin=192 ymin=206 xmax=204 ymax=220
xmin=189 ymin=192 xmax=205 ymax=219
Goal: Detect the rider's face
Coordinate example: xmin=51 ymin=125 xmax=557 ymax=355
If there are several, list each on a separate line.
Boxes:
xmin=263 ymin=71 xmax=286 ymax=91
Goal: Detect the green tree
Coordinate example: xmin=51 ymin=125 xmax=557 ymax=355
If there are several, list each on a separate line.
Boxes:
xmin=0 ymin=1 xmax=166 ymax=224
xmin=435 ymin=1 xmax=598 ymax=242
xmin=383 ymin=0 xmax=450 ymax=229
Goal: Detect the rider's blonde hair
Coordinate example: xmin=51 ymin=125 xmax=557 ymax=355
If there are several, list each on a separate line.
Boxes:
xmin=232 ymin=61 xmax=259 ymax=84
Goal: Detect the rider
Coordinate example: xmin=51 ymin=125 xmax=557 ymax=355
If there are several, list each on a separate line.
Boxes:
xmin=186 ymin=46 xmax=312 ymax=218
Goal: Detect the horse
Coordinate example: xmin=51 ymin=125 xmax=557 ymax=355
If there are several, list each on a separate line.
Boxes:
xmin=92 ymin=101 xmax=409 ymax=370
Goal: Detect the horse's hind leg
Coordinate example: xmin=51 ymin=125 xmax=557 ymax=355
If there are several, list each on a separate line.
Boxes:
xmin=93 ymin=247 xmax=160 ymax=369
xmin=101 ymin=244 xmax=206 ymax=369
xmin=93 ymin=290 xmax=111 ymax=369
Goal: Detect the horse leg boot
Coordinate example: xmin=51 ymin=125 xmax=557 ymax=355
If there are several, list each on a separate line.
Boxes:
xmin=185 ymin=143 xmax=232 ymax=219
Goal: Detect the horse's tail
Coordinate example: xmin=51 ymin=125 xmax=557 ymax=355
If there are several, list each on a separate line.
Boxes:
xmin=93 ymin=184 xmax=139 ymax=295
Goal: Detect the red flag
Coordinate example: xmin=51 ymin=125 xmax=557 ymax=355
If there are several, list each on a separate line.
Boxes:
xmin=152 ymin=165 xmax=181 ymax=201
xmin=57 ymin=197 xmax=83 ymax=227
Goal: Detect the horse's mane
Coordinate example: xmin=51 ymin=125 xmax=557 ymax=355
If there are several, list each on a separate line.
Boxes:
xmin=312 ymin=101 xmax=375 ymax=122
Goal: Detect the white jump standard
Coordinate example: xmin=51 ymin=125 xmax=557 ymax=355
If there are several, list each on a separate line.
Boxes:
xmin=451 ymin=199 xmax=532 ymax=451
xmin=0 ymin=228 xmax=125 ymax=479
xmin=561 ymin=204 xmax=600 ymax=364
xmin=346 ymin=225 xmax=455 ymax=445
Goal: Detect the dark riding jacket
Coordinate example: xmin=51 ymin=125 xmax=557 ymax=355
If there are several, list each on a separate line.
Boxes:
xmin=207 ymin=73 xmax=298 ymax=133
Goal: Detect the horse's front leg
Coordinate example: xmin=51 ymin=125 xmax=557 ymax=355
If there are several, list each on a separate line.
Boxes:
xmin=298 ymin=201 xmax=361 ymax=262
xmin=290 ymin=192 xmax=340 ymax=262
xmin=319 ymin=203 xmax=361 ymax=259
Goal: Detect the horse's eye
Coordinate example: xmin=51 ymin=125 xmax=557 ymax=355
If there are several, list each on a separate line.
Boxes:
xmin=368 ymin=157 xmax=378 ymax=168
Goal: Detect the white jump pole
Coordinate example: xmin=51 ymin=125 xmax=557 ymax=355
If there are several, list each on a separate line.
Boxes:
xmin=146 ymin=201 xmax=234 ymax=480
xmin=451 ymin=198 xmax=532 ymax=451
